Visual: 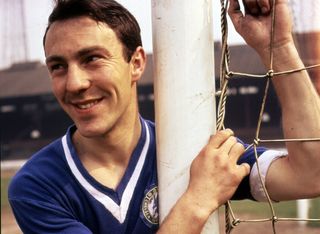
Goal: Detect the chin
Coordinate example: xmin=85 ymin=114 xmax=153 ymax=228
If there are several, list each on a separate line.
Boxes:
xmin=76 ymin=125 xmax=105 ymax=138
xmin=77 ymin=121 xmax=115 ymax=138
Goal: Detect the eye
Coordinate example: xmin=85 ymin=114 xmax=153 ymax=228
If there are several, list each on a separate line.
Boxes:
xmin=49 ymin=64 xmax=64 ymax=71
xmin=85 ymin=55 xmax=101 ymax=63
xmin=47 ymin=63 xmax=66 ymax=76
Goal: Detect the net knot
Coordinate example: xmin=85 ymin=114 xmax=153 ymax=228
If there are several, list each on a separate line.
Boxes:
xmin=266 ymin=69 xmax=274 ymax=78
xmin=226 ymin=71 xmax=234 ymax=79
xmin=232 ymin=219 xmax=241 ymax=227
xmin=253 ymin=138 xmax=260 ymax=146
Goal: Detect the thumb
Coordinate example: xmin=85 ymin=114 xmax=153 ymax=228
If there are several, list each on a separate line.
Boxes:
xmin=238 ymin=163 xmax=251 ymax=177
xmin=228 ymin=0 xmax=244 ymax=30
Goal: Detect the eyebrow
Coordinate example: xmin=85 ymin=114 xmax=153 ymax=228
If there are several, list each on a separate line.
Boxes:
xmin=45 ymin=55 xmax=65 ymax=65
xmin=45 ymin=46 xmax=111 ymax=64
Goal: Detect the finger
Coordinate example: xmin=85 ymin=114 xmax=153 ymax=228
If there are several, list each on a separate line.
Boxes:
xmin=219 ymin=136 xmax=238 ymax=154
xmin=229 ymin=0 xmax=241 ymax=12
xmin=229 ymin=142 xmax=245 ymax=164
xmin=243 ymin=0 xmax=260 ymax=15
xmin=237 ymin=163 xmax=251 ymax=177
xmin=228 ymin=0 xmax=243 ymax=16
xmin=257 ymin=0 xmax=271 ymax=14
xmin=209 ymin=129 xmax=234 ymax=148
xmin=228 ymin=0 xmax=244 ymax=29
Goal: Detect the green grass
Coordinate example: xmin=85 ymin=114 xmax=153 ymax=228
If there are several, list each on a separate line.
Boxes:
xmin=222 ymin=200 xmax=297 ymax=217
xmin=219 ymin=198 xmax=320 ymax=227
xmin=309 ymin=198 xmax=320 ymax=227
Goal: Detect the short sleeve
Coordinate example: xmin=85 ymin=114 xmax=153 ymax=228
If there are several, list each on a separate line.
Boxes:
xmin=9 ymin=198 xmax=92 ymax=234
xmin=232 ymin=142 xmax=268 ymax=200
xmin=249 ymin=149 xmax=287 ymax=201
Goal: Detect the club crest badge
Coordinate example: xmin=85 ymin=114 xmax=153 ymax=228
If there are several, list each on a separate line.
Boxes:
xmin=141 ymin=186 xmax=159 ymax=226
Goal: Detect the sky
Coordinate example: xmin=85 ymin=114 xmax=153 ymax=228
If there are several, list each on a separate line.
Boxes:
xmin=0 ymin=0 xmax=247 ymax=69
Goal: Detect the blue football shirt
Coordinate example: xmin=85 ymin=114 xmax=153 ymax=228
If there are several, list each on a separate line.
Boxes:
xmin=9 ymin=117 xmax=269 ymax=233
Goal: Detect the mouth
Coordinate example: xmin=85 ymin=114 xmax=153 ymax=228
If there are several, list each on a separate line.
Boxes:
xmin=72 ymin=98 xmax=103 ymax=110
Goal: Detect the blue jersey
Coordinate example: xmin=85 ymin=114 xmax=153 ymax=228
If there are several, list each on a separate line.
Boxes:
xmin=8 ymin=118 xmax=267 ymax=233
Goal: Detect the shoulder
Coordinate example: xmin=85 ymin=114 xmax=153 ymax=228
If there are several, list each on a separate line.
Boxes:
xmin=8 ymin=138 xmax=68 ymax=201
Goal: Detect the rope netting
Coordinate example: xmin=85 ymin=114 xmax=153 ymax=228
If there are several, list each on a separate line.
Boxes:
xmin=216 ymin=0 xmax=320 ymax=233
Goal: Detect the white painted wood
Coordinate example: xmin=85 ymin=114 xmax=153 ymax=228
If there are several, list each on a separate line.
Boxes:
xmin=151 ymin=0 xmax=218 ymax=233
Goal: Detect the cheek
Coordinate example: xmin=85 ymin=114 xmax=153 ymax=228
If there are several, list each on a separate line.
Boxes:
xmin=116 ymin=73 xmax=133 ymax=98
xmin=51 ymin=79 xmax=65 ymax=100
xmin=96 ymin=68 xmax=130 ymax=92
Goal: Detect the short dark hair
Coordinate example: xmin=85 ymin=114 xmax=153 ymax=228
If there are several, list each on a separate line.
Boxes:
xmin=43 ymin=0 xmax=142 ymax=62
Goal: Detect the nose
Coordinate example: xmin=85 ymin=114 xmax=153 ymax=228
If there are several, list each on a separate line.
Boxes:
xmin=65 ymin=64 xmax=91 ymax=93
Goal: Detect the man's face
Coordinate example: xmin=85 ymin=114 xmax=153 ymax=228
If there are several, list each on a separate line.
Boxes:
xmin=44 ymin=16 xmax=139 ymax=138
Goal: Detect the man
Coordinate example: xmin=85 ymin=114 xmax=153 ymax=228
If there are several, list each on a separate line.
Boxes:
xmin=8 ymin=0 xmax=320 ymax=233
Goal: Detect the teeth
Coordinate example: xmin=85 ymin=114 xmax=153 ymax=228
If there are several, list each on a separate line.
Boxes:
xmin=77 ymin=100 xmax=99 ymax=109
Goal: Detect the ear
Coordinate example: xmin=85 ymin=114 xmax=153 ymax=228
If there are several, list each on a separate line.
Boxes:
xmin=130 ymin=46 xmax=147 ymax=82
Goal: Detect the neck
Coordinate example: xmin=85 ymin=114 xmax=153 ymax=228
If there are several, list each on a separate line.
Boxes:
xmin=75 ymin=115 xmax=141 ymax=165
xmin=73 ymin=112 xmax=141 ymax=189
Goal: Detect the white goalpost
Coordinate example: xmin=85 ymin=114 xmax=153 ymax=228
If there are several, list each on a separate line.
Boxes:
xmin=151 ymin=0 xmax=219 ymax=233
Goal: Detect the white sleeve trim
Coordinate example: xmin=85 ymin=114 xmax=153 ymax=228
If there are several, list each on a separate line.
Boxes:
xmin=250 ymin=149 xmax=287 ymax=202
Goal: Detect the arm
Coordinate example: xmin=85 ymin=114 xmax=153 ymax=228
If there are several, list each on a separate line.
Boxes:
xmin=9 ymin=198 xmax=92 ymax=234
xmin=157 ymin=130 xmax=250 ymax=233
xmin=228 ymin=0 xmax=320 ymax=201
xmin=8 ymin=163 xmax=93 ymax=234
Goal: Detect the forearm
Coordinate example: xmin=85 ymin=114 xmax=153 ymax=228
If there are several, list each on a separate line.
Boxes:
xmin=266 ymin=43 xmax=320 ymax=149
xmin=157 ymin=191 xmax=215 ymax=234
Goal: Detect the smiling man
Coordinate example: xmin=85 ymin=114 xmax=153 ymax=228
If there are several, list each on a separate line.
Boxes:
xmin=8 ymin=0 xmax=320 ymax=233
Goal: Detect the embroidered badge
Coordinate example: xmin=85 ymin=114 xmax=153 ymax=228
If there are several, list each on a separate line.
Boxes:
xmin=142 ymin=186 xmax=159 ymax=225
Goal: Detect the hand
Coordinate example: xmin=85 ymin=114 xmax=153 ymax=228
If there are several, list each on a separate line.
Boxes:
xmin=157 ymin=129 xmax=250 ymax=233
xmin=186 ymin=129 xmax=250 ymax=215
xmin=228 ymin=0 xmax=294 ymax=57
